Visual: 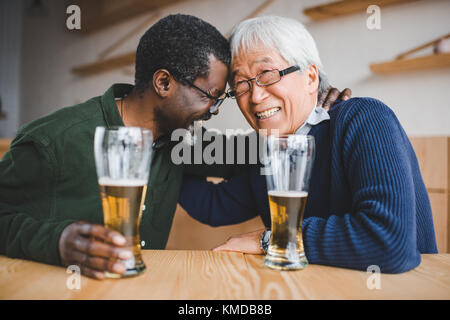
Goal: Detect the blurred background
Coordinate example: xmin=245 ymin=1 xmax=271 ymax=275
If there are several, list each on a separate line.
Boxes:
xmin=0 ymin=0 xmax=449 ymax=252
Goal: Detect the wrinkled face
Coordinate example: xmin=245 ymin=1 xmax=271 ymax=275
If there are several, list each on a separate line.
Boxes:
xmin=157 ymin=55 xmax=229 ymax=135
xmin=231 ymin=45 xmax=318 ymax=136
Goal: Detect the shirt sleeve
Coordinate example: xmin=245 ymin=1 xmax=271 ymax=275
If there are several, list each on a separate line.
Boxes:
xmin=179 ymin=170 xmax=259 ymax=227
xmin=302 ymin=98 xmax=426 ymax=274
xmin=0 ymin=138 xmax=76 ymax=266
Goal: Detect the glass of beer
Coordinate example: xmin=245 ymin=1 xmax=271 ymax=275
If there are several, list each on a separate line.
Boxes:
xmin=94 ymin=126 xmax=152 ymax=278
xmin=264 ymin=135 xmax=315 ymax=271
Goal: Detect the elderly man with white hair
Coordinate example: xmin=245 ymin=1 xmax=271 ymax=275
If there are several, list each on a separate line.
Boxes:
xmin=179 ymin=16 xmax=437 ymax=273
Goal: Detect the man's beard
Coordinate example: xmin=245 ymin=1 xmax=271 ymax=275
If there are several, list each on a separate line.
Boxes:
xmin=153 ymin=106 xmax=181 ymax=138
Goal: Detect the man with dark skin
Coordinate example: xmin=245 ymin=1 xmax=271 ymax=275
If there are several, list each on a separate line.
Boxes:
xmin=0 ymin=14 xmax=350 ymax=280
xmin=57 ymin=54 xmax=229 ymax=279
xmin=0 ymin=14 xmax=231 ymax=279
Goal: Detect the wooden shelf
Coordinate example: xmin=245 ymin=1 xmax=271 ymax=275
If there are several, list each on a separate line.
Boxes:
xmin=72 ymin=52 xmax=135 ymax=76
xmin=370 ymin=53 xmax=450 ymax=74
xmin=303 ymin=0 xmax=420 ymax=21
xmin=73 ymin=0 xmax=186 ymax=34
xmin=71 ymin=0 xmax=277 ymax=76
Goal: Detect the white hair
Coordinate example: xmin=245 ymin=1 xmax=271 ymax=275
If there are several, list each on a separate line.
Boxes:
xmin=229 ymin=16 xmax=329 ymax=95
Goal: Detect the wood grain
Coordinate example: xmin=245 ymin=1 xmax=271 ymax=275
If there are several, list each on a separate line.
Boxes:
xmin=71 ymin=0 xmax=278 ymax=76
xmin=0 ymin=251 xmax=449 ymax=300
xmin=409 ymin=137 xmax=449 ymax=191
xmin=73 ymin=0 xmax=186 ymax=34
xmin=409 ymin=136 xmax=449 ymax=253
xmin=370 ymin=53 xmax=450 ymax=75
xmin=303 ymin=0 xmax=419 ymax=21
xmin=428 ymin=192 xmax=449 ymax=253
xmin=396 ymin=33 xmax=450 ymax=60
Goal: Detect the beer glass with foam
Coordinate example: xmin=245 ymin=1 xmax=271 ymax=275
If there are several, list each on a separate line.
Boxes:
xmin=94 ymin=126 xmax=152 ymax=278
xmin=264 ymin=135 xmax=315 ymax=271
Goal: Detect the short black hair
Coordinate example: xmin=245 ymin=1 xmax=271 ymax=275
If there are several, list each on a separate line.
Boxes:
xmin=135 ymin=14 xmax=230 ymax=94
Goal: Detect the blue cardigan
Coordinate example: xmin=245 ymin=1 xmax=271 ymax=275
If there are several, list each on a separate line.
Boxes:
xmin=179 ymin=97 xmax=438 ymax=273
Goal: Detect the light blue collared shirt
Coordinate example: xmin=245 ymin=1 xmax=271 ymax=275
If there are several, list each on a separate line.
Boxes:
xmin=295 ymin=106 xmax=330 ymax=135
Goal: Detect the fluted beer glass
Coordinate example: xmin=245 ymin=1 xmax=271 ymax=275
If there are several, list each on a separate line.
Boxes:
xmin=94 ymin=126 xmax=152 ymax=278
xmin=264 ymin=135 xmax=315 ymax=270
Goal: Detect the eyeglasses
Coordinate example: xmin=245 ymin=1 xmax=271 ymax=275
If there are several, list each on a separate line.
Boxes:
xmin=229 ymin=66 xmax=300 ymax=98
xmin=186 ymin=82 xmax=231 ymax=114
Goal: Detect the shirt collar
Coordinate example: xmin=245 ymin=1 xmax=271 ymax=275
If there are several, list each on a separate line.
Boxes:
xmin=295 ymin=106 xmax=330 ymax=135
xmin=100 ymin=83 xmax=132 ymax=128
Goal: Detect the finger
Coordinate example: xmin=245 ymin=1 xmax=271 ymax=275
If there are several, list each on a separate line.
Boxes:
xmin=322 ymin=88 xmax=340 ymax=111
xmin=79 ymin=265 xmax=106 ymax=280
xmin=71 ymin=235 xmax=133 ymax=260
xmin=71 ymin=250 xmax=127 ymax=275
xmin=339 ymin=88 xmax=352 ymax=101
xmin=77 ymin=223 xmax=127 ymax=246
xmin=316 ymin=85 xmax=331 ymax=108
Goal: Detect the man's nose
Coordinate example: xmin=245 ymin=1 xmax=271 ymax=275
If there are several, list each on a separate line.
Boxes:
xmin=250 ymin=83 xmax=269 ymax=105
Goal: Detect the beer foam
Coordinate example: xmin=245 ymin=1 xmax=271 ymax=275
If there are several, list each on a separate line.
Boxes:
xmin=98 ymin=177 xmax=147 ymax=187
xmin=268 ymin=190 xmax=308 ymax=197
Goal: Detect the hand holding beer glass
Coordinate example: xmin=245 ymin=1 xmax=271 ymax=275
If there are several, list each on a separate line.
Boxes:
xmin=264 ymin=135 xmax=315 ymax=271
xmin=94 ymin=126 xmax=152 ymax=278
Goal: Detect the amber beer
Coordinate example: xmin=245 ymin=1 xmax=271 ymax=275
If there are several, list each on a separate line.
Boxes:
xmin=265 ymin=190 xmax=309 ymax=270
xmin=99 ymin=177 xmax=147 ymax=278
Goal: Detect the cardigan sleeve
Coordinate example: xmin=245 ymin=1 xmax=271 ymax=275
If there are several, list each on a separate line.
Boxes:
xmin=302 ymin=98 xmax=429 ymax=273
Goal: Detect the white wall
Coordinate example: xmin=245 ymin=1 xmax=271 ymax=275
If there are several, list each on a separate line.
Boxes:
xmin=11 ymin=0 xmax=450 ymax=138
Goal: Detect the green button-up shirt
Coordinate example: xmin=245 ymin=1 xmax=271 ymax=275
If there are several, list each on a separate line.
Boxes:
xmin=0 ymin=84 xmax=186 ymax=266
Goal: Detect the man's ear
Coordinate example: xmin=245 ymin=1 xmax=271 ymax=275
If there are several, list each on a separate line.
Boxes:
xmin=153 ymin=69 xmax=173 ymax=98
xmin=306 ymin=64 xmax=319 ymax=94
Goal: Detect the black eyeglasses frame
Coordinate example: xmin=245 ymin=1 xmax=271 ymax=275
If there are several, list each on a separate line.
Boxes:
xmin=186 ymin=82 xmax=231 ymax=114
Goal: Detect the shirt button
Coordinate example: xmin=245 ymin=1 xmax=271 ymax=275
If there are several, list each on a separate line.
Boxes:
xmin=141 ymin=240 xmax=146 ymax=247
xmin=152 ymin=142 xmax=156 ymax=148
xmin=142 ymin=204 xmax=146 ymax=211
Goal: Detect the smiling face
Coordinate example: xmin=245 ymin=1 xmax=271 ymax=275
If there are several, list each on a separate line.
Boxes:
xmin=155 ymin=54 xmax=229 ymax=135
xmin=231 ymin=44 xmax=319 ymax=136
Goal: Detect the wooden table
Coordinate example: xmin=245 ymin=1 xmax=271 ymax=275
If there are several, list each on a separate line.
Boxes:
xmin=0 ymin=251 xmax=449 ymax=300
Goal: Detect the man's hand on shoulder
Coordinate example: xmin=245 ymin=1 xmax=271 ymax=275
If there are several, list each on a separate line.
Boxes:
xmin=317 ymin=86 xmax=352 ymax=111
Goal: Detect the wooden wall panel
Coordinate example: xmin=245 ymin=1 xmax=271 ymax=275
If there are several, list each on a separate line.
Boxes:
xmin=166 ymin=205 xmax=265 ymax=250
xmin=410 ymin=137 xmax=449 ymax=191
xmin=410 ymin=136 xmax=450 ymax=253
xmin=427 ymin=192 xmax=449 ymax=253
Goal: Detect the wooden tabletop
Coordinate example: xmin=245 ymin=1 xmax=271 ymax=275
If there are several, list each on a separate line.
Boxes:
xmin=1 ymin=251 xmax=449 ymax=300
